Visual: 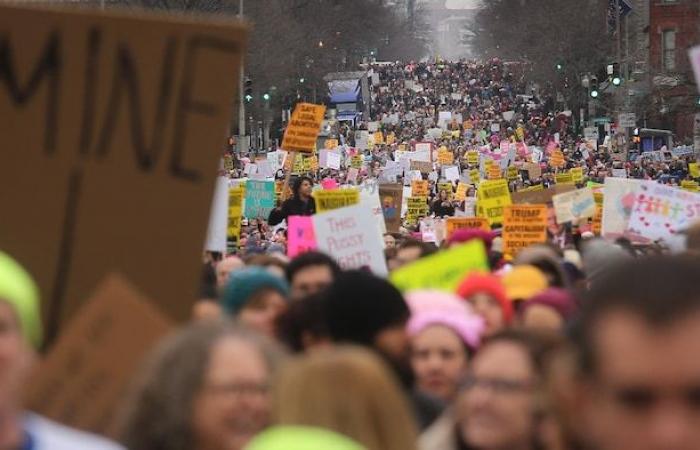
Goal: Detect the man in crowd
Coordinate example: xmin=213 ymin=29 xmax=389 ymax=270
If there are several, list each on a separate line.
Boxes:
xmin=284 ymin=251 xmax=341 ymax=301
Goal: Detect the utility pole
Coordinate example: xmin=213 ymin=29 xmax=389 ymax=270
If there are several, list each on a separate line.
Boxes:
xmin=238 ymin=0 xmax=246 ymax=154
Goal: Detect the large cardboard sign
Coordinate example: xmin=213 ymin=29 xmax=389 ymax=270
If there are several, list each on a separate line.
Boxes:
xmin=313 ymin=204 xmax=388 ymax=276
xmin=378 ymin=183 xmax=403 ymax=233
xmin=502 ymin=205 xmax=547 ymax=256
xmin=627 ymin=183 xmax=700 ymax=243
xmin=313 ymin=188 xmax=360 ymax=213
xmin=0 ymin=5 xmax=247 ymax=341
xmin=552 ymin=188 xmax=596 ymax=224
xmin=25 ymin=274 xmax=173 ymax=437
xmin=281 ymin=103 xmax=326 ymax=153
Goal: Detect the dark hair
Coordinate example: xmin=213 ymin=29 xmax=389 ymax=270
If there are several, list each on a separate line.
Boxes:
xmin=198 ymin=263 xmax=217 ymax=299
xmin=285 ymin=251 xmax=342 ymax=284
xmin=292 ymin=176 xmax=313 ymax=199
xmin=275 ymin=292 xmax=328 ymax=353
xmin=574 ymin=255 xmax=700 ymax=376
xmin=398 ymin=239 xmax=438 ymax=258
xmin=245 ymin=254 xmax=287 ymax=271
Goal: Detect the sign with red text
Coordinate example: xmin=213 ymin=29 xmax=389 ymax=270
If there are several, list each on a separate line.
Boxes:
xmin=287 ymin=216 xmax=317 ymax=257
xmin=313 ymin=204 xmax=388 ymax=276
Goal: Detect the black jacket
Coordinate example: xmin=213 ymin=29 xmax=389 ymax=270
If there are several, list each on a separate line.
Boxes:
xmin=268 ymin=197 xmax=316 ymax=225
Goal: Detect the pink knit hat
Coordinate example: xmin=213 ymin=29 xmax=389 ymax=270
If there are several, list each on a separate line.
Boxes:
xmin=405 ymin=290 xmax=485 ymax=350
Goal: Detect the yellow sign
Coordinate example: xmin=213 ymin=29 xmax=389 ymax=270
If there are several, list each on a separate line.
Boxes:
xmin=313 ymin=189 xmax=360 ymax=213
xmin=466 ymin=151 xmax=479 ymax=165
xmin=681 ymin=180 xmax=699 ymax=192
xmin=386 ymin=132 xmax=396 ymax=146
xmin=689 ymin=163 xmax=700 ymax=178
xmin=411 ymin=180 xmax=430 ymax=197
xmin=592 ymin=192 xmax=604 ymax=235
xmin=571 ymin=167 xmax=584 ymax=183
xmin=406 ymin=196 xmax=429 ymax=225
xmin=555 ymin=171 xmax=574 ymax=184
xmin=455 ymin=182 xmax=469 ymax=201
xmin=507 ymin=166 xmax=518 ymax=181
xmin=521 ymin=183 xmax=544 ymax=192
xmin=373 ymin=131 xmax=384 ymax=145
xmin=324 ymin=139 xmax=338 ymax=149
xmin=469 ymin=169 xmax=480 ymax=184
xmin=437 ymin=182 xmax=453 ymax=199
xmin=477 ymin=179 xmax=512 ymax=225
xmin=351 ymin=154 xmax=363 ymax=169
xmin=445 ymin=217 xmax=490 ymax=239
xmin=502 ymin=205 xmax=547 ymax=257
xmin=487 ymin=165 xmax=502 ymax=180
xmin=281 ymin=103 xmax=326 ymax=153
xmin=438 ymin=149 xmax=454 ymax=165
xmin=390 ymin=241 xmax=489 ymax=292
xmin=227 ymin=187 xmax=244 ymax=241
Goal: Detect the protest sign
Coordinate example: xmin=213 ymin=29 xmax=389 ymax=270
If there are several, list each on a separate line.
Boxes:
xmin=0 ymin=4 xmax=247 ymax=340
xmin=287 ymin=216 xmax=317 ymax=257
xmin=507 ymin=166 xmax=518 ymax=181
xmin=571 ymin=167 xmax=584 ymax=183
xmin=361 ymin=189 xmax=387 ymax=235
xmin=552 ymin=188 xmax=596 ymax=224
xmin=455 ymin=182 xmax=469 ymax=201
xmin=244 ymin=180 xmax=275 ymax=218
xmin=350 ymin=155 xmax=363 ymax=169
xmin=379 ymin=183 xmax=403 ymax=233
xmin=466 ymin=150 xmax=479 ymax=165
xmin=204 ymin=177 xmax=229 ymax=252
xmin=313 ymin=204 xmax=388 ymax=276
xmin=411 ymin=180 xmax=429 ymax=197
xmin=549 ymin=149 xmax=565 ymax=168
xmin=406 ymin=197 xmax=429 ymax=225
xmin=444 ymin=166 xmax=460 ymax=182
xmin=612 ymin=168 xmax=627 ymax=178
xmin=445 ymin=217 xmax=490 ymax=239
xmin=346 ymin=167 xmax=359 ymax=183
xmin=26 ymin=274 xmax=172 ymax=437
xmin=227 ymin=186 xmax=245 ymax=242
xmin=313 ymin=188 xmax=360 ymax=213
xmin=281 ymin=103 xmax=326 ymax=153
xmin=511 ymin=184 xmax=574 ymax=205
xmin=415 ymin=142 xmax=431 ymax=154
xmin=555 ymin=171 xmax=574 ymax=185
xmin=690 ymin=162 xmax=700 ymax=178
xmin=324 ymin=139 xmax=338 ymax=150
xmin=592 ymin=192 xmax=604 ymax=235
xmin=487 ymin=165 xmax=502 ymax=180
xmin=469 ymin=169 xmax=481 ymax=184
xmin=438 ymin=148 xmax=454 ymax=165
xmin=478 ymin=179 xmax=511 ymax=225
xmin=682 ymin=180 xmax=700 ymax=192
xmin=601 ymin=178 xmax=642 ymax=239
xmin=627 ymin=183 xmax=700 ymax=243
xmin=326 ymin=151 xmax=341 ymax=170
xmin=390 ymin=240 xmax=489 ymax=292
xmin=437 ymin=182 xmax=454 ymax=197
xmin=411 ymin=160 xmax=433 ymax=174
xmin=502 ymin=205 xmax=547 ymax=256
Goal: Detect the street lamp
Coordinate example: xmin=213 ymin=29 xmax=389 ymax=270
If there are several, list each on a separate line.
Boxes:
xmin=263 ymin=93 xmax=270 ymax=101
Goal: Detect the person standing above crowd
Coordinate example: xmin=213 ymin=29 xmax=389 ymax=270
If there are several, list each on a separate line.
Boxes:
xmin=268 ymin=176 xmax=316 ymax=226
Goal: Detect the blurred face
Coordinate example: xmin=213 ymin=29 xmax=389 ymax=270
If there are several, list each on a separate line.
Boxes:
xmin=384 ymin=234 xmax=396 ymax=249
xmin=458 ymin=341 xmax=536 ymax=450
xmin=192 ymin=338 xmax=270 ymax=450
xmin=521 ymin=304 xmax=564 ymax=331
xmin=238 ymin=289 xmax=287 ymax=337
xmin=0 ymin=302 xmax=33 ymax=412
xmin=580 ymin=310 xmax=700 ymax=450
xmin=375 ymin=323 xmax=410 ymax=363
xmin=216 ymin=258 xmax=244 ymax=290
xmin=290 ymin=265 xmax=334 ymax=300
xmin=395 ymin=246 xmax=422 ymax=268
xmin=298 ymin=180 xmax=312 ymax=197
xmin=468 ymin=292 xmax=505 ymax=336
xmin=411 ymin=325 xmax=468 ymax=402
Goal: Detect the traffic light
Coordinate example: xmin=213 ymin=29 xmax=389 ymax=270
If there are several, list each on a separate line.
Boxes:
xmin=262 ymin=93 xmax=270 ymax=101
xmin=608 ymin=63 xmax=622 ymax=86
xmin=556 ymin=62 xmax=563 ymax=72
xmin=244 ymin=77 xmax=253 ymax=102
xmin=589 ymin=76 xmax=599 ymax=98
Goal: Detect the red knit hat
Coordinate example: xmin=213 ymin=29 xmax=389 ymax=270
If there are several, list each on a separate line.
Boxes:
xmin=456 ymin=273 xmax=513 ymax=324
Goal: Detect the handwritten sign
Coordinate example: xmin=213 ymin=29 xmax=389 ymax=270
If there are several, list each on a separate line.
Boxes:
xmin=681 ymin=180 xmax=699 ymax=192
xmin=507 ymin=166 xmax=518 ymax=181
xmin=324 ymin=139 xmax=338 ymax=150
xmin=502 ymin=205 xmax=547 ymax=256
xmin=466 ymin=151 xmax=479 ymax=165
xmin=411 ymin=160 xmax=433 ymax=174
xmin=281 ymin=103 xmax=326 ymax=153
xmin=571 ymin=167 xmax=584 ymax=183
xmin=445 ymin=217 xmax=490 ymax=239
xmin=411 ymin=180 xmax=429 ymax=197
xmin=313 ymin=188 xmax=360 ymax=213
xmin=287 ymin=216 xmax=317 ymax=257
xmin=487 ymin=164 xmax=502 ymax=180
xmin=390 ymin=240 xmax=489 ymax=292
xmin=469 ymin=169 xmax=481 ymax=184
xmin=438 ymin=149 xmax=454 ymax=165
xmin=455 ymin=182 xmax=469 ymax=201
xmin=26 ymin=274 xmax=172 ymax=437
xmin=601 ymin=178 xmax=642 ymax=239
xmin=313 ymin=204 xmax=387 ymax=276
xmin=627 ymin=183 xmax=700 ymax=242
xmin=244 ymin=180 xmax=275 ymax=219
xmin=552 ymin=187 xmax=596 ymax=224
xmin=227 ymin=186 xmax=244 ymax=243
xmin=379 ymin=183 xmax=403 ymax=233
xmin=549 ymin=149 xmax=565 ymax=168
xmin=478 ymin=179 xmax=512 ymax=225
xmin=406 ymin=197 xmax=429 ymax=225
xmin=555 ymin=171 xmax=574 ymax=185
xmin=0 ymin=4 xmax=247 ymax=340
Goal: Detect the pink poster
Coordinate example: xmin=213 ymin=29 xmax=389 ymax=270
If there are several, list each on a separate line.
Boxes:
xmin=287 ymin=216 xmax=317 ymax=257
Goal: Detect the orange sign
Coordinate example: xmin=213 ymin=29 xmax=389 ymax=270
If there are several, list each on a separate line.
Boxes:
xmin=445 ymin=217 xmax=490 ymax=239
xmin=411 ymin=180 xmax=429 ymax=197
xmin=502 ymin=205 xmax=548 ymax=256
xmin=281 ymin=103 xmax=326 ymax=153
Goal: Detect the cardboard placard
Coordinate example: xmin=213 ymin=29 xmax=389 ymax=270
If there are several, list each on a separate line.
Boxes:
xmin=502 ymin=205 xmax=548 ymax=256
xmin=390 ymin=240 xmax=489 ymax=292
xmin=410 ymin=160 xmax=433 ymax=174
xmin=287 ymin=216 xmax=317 ymax=257
xmin=379 ymin=183 xmax=403 ymax=233
xmin=26 ymin=274 xmax=173 ymax=437
xmin=524 ymin=162 xmax=542 ymax=179
xmin=0 ymin=4 xmax=247 ymax=341
xmin=477 ymin=179 xmax=511 ymax=225
xmin=552 ymin=187 xmax=596 ymax=224
xmin=313 ymin=204 xmax=388 ymax=276
xmin=411 ymin=180 xmax=429 ymax=197
xmin=511 ymin=184 xmax=575 ymax=205
xmin=313 ymin=188 xmax=360 ymax=213
xmin=281 ymin=103 xmax=326 ymax=153
xmin=445 ymin=217 xmax=490 ymax=239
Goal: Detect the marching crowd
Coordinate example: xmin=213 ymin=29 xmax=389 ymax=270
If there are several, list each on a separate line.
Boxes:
xmin=1 ymin=58 xmax=700 ymax=450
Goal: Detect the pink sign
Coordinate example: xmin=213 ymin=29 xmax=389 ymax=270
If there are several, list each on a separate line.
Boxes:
xmin=516 ymin=142 xmax=529 ymax=157
xmin=321 ymin=178 xmax=339 ymax=190
xmin=287 ymin=216 xmax=317 ymax=257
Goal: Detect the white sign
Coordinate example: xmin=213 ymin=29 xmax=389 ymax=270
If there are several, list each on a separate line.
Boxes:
xmin=313 ymin=204 xmax=388 ymax=276
xmin=689 ymin=45 xmax=700 ymax=94
xmin=327 ymin=152 xmax=341 ymax=170
xmin=612 ymin=168 xmax=627 ymax=178
xmin=602 ymin=178 xmax=642 ymax=239
xmin=619 ymin=113 xmax=637 ymax=128
xmin=584 ymin=127 xmax=599 ymax=141
xmin=552 ymin=188 xmax=596 ymax=224
xmin=204 ymin=177 xmax=229 ymax=252
xmin=360 ymin=190 xmax=387 ymax=235
xmin=415 ymin=142 xmax=432 ymax=153
xmin=444 ymin=166 xmax=460 ymax=182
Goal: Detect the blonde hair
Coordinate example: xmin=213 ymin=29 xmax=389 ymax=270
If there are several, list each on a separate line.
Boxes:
xmin=273 ymin=346 xmax=418 ymax=450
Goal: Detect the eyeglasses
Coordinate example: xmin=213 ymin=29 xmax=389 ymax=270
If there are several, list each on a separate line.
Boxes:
xmin=460 ymin=375 xmax=534 ymax=394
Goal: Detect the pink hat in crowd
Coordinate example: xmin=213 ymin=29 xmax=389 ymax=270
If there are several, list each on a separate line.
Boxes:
xmin=521 ymin=288 xmax=577 ymax=321
xmin=405 ymin=290 xmax=485 ymax=350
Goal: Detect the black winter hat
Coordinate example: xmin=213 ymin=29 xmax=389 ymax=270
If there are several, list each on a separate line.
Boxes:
xmin=323 ymin=270 xmax=410 ymax=347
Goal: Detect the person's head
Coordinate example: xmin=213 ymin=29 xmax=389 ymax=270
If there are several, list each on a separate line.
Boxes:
xmin=520 ymin=288 xmax=577 ymax=332
xmin=383 ymin=233 xmax=396 ymax=249
xmin=500 ymin=265 xmax=548 ymax=303
xmin=275 ymin=293 xmax=330 ymax=354
xmin=514 ymin=245 xmax=569 ymax=288
xmin=394 ymin=239 xmax=437 ymax=269
xmin=285 ymin=252 xmax=341 ymax=301
xmin=221 ymin=267 xmax=290 ymax=337
xmin=573 ymin=256 xmax=700 ymax=450
xmin=439 ymin=189 xmax=448 ymax=201
xmin=118 ymin=321 xmax=282 ymax=450
xmin=0 ymin=252 xmax=41 ymax=412
xmin=245 ymin=254 xmax=287 ymax=280
xmin=457 ymin=273 xmax=512 ymax=336
xmin=292 ymin=176 xmax=313 ymax=200
xmin=457 ymin=330 xmax=554 ymax=450
xmin=323 ymin=270 xmax=411 ymax=384
xmin=405 ymin=290 xmax=485 ymax=402
xmin=216 ymin=256 xmax=245 ymax=291
xmin=272 ymin=346 xmax=418 ymax=450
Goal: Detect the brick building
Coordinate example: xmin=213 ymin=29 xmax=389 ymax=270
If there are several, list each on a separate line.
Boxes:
xmin=647 ymin=0 xmax=699 ymax=141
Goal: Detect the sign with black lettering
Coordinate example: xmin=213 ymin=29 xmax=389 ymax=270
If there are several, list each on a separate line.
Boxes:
xmin=0 ymin=4 xmax=247 ymax=343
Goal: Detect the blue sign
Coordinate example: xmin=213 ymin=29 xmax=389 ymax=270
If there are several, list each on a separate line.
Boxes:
xmin=244 ymin=180 xmax=275 ymax=219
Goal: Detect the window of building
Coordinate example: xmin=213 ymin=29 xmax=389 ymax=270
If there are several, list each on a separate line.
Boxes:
xmin=662 ymin=29 xmax=676 ymax=71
